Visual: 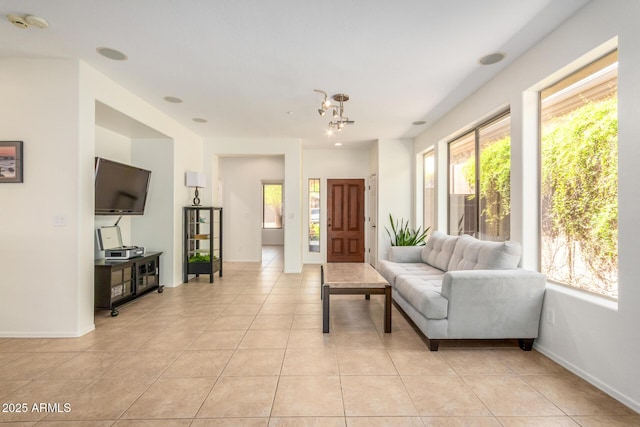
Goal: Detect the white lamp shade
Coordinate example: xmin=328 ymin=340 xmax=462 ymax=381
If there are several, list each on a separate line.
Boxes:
xmin=186 ymin=171 xmax=207 ymax=188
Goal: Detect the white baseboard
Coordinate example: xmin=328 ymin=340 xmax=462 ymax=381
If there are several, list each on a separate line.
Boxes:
xmin=0 ymin=323 xmax=95 ymax=338
xmin=534 ymin=342 xmax=640 ymax=413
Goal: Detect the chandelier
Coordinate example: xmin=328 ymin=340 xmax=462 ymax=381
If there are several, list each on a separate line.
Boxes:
xmin=314 ymin=89 xmax=355 ymax=133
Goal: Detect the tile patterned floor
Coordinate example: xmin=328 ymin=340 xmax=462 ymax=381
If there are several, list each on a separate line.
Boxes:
xmin=0 ymin=246 xmax=638 ymax=426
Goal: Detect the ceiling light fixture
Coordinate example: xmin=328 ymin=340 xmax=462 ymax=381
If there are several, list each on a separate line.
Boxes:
xmin=96 ymin=47 xmax=128 ymax=61
xmin=314 ymin=89 xmax=355 ymax=132
xmin=478 ymin=52 xmax=506 ymax=65
xmin=192 ymin=118 xmax=207 ymax=123
xmin=163 ymin=96 xmax=183 ymax=103
xmin=412 ymin=120 xmax=426 ymax=126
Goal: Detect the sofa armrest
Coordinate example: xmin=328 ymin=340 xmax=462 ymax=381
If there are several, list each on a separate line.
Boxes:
xmin=441 ymin=269 xmax=547 ymax=339
xmin=388 ymin=246 xmax=424 ymax=263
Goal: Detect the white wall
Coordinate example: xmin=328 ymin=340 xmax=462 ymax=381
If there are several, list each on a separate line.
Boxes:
xmin=414 ymin=0 xmax=640 ymax=411
xmin=376 ymin=139 xmax=414 ymax=263
xmin=203 ymin=138 xmax=302 ymax=273
xmin=0 ymin=59 xmax=87 ymax=336
xmin=131 ymin=138 xmax=174 ymax=284
xmin=302 ymin=148 xmax=371 ymax=264
xmin=219 ymin=156 xmax=284 ymax=261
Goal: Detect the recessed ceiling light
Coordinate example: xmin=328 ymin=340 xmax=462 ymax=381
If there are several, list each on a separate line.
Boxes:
xmin=478 ymin=52 xmax=506 ymax=65
xmin=96 ymin=47 xmax=128 ymax=61
xmin=163 ymin=96 xmax=183 ymax=103
xmin=412 ymin=120 xmax=426 ymax=126
xmin=193 ymin=118 xmax=207 ymax=123
xmin=286 ymin=111 xmax=294 ymax=115
xmin=334 ymin=142 xmax=342 ymax=147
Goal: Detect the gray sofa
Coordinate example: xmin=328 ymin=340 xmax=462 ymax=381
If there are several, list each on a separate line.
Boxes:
xmin=377 ymin=231 xmax=546 ymax=351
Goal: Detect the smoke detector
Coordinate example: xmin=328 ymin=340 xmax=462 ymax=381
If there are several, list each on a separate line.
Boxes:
xmin=7 ymin=14 xmax=28 ymax=29
xmin=25 ymin=15 xmax=49 ymax=29
xmin=6 ymin=14 xmax=49 ymax=29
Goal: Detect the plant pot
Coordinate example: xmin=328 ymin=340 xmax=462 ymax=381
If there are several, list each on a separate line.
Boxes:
xmin=187 ymin=261 xmax=211 ymax=274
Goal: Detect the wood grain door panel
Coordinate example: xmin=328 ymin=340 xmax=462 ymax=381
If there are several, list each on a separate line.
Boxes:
xmin=327 ymin=179 xmax=365 ymax=262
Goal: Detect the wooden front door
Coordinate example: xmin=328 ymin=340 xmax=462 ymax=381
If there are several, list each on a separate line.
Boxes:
xmin=327 ymin=179 xmax=365 ymax=262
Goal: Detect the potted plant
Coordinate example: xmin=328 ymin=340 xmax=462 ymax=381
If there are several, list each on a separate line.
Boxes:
xmin=187 ymin=253 xmax=220 ymax=274
xmin=385 ymin=214 xmax=429 ymax=246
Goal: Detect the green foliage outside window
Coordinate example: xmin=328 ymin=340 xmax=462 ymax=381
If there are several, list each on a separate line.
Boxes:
xmin=541 ymin=96 xmax=618 ymax=293
xmin=463 ymin=96 xmax=617 ymax=296
xmin=462 ymin=136 xmax=511 ymax=228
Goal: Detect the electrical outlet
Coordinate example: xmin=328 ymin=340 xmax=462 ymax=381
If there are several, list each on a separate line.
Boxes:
xmin=545 ymin=308 xmax=555 ymax=325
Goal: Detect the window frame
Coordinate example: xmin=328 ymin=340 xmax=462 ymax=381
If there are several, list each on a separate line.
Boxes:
xmin=537 ymin=50 xmax=618 ymax=300
xmin=446 ymin=109 xmax=511 ymax=240
xmin=423 ymin=149 xmax=436 ymax=233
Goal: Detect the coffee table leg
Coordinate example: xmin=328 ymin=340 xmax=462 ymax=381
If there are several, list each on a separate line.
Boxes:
xmin=384 ymin=285 xmax=392 ymax=333
xmin=322 ymin=284 xmax=330 ymax=333
xmin=320 ymin=265 xmax=324 ymax=300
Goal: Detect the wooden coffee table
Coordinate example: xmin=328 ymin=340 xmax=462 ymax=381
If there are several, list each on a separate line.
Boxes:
xmin=321 ymin=263 xmax=392 ymax=333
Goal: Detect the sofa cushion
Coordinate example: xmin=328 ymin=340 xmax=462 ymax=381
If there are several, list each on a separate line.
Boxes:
xmin=377 ymin=259 xmax=443 ymax=286
xmin=447 ymin=236 xmax=521 ymax=271
xmin=395 ymin=275 xmax=448 ymax=319
xmin=421 ymin=231 xmax=459 ymax=271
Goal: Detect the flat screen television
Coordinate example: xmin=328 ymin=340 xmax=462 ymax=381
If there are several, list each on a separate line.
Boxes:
xmin=95 ymin=157 xmax=151 ymax=215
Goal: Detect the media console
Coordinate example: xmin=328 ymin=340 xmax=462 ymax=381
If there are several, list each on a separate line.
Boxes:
xmin=94 ymin=251 xmax=163 ymax=316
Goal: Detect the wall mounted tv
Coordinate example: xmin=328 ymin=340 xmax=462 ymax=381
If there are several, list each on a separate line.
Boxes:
xmin=95 ymin=157 xmax=151 ymax=215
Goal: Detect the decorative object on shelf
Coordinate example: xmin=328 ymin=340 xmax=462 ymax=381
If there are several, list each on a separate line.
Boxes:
xmin=314 ymin=89 xmax=355 ymax=134
xmin=183 ymin=206 xmax=223 ymax=283
xmin=0 ymin=141 xmax=23 ymax=183
xmin=385 ymin=214 xmax=430 ymax=246
xmin=186 ymin=171 xmax=206 ymax=206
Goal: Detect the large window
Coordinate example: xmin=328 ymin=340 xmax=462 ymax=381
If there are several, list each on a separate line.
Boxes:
xmin=308 ymin=179 xmax=320 ymax=252
xmin=540 ymin=50 xmax=618 ymax=299
xmin=448 ymin=112 xmax=511 ymax=241
xmin=262 ymin=183 xmax=283 ymax=229
xmin=423 ymin=150 xmax=435 ymax=233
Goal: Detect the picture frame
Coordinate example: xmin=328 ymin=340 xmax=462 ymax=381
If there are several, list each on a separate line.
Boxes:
xmin=0 ymin=141 xmax=23 ymax=183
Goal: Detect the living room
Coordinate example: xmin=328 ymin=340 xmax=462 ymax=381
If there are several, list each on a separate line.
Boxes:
xmin=1 ymin=0 xmax=639 ymax=424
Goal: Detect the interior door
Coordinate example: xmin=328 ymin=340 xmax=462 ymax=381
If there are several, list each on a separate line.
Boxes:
xmin=327 ymin=179 xmax=365 ymax=262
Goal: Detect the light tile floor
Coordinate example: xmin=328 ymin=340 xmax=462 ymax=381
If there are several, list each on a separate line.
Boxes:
xmin=1 ymin=246 xmax=638 ymax=426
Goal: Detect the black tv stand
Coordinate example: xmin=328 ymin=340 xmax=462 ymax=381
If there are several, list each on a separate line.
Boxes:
xmin=94 ymin=252 xmax=163 ymax=316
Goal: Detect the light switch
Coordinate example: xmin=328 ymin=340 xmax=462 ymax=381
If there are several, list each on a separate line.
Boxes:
xmin=53 ymin=215 xmax=67 ymax=227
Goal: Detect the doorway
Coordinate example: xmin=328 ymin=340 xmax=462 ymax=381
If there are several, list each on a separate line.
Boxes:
xmin=326 ymin=179 xmax=365 ymax=262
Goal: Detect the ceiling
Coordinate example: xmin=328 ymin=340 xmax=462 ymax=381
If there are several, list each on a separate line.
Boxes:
xmin=1 ymin=0 xmax=589 ymax=148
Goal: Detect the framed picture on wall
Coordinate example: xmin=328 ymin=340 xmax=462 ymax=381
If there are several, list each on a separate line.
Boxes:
xmin=0 ymin=141 xmax=23 ymax=183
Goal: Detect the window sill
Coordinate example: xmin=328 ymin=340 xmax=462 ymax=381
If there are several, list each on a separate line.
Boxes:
xmin=545 ymin=281 xmax=618 ymax=311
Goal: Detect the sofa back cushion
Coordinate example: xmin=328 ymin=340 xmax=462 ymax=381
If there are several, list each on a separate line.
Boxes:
xmin=421 ymin=231 xmax=459 ymax=271
xmin=447 ymin=235 xmax=522 ymax=271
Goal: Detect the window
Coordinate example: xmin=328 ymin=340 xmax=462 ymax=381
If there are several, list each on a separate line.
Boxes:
xmin=423 ymin=150 xmax=435 ymax=233
xmin=540 ymin=50 xmax=618 ymax=299
xmin=262 ymin=183 xmax=283 ymax=229
xmin=448 ymin=112 xmax=511 ymax=241
xmin=308 ymin=179 xmax=320 ymax=252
